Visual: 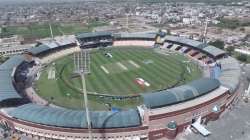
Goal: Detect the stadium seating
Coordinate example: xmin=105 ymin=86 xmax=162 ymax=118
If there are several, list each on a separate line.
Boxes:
xmin=76 ymin=32 xmax=113 ymax=49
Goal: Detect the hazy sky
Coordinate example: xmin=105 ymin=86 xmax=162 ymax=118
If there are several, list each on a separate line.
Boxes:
xmin=0 ymin=0 xmax=91 ymax=4
xmin=0 ymin=0 xmax=242 ymax=4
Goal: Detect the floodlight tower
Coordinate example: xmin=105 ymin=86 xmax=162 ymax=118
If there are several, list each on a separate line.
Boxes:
xmin=200 ymin=17 xmax=209 ymax=68
xmin=49 ymin=23 xmax=54 ymax=39
xmin=126 ymin=14 xmax=129 ymax=31
xmin=47 ymin=11 xmax=54 ymax=40
xmin=74 ymin=49 xmax=92 ymax=140
xmin=201 ymin=18 xmax=209 ymax=45
xmin=125 ymin=5 xmax=130 ymax=32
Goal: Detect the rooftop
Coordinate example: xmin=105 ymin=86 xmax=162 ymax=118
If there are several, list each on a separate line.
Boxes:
xmin=142 ymin=78 xmax=221 ymax=109
xmin=6 ymin=104 xmax=141 ymax=129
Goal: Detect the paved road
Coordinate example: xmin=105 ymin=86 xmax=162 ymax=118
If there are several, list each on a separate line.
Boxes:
xmin=181 ymin=98 xmax=250 ymax=140
xmin=180 ymin=65 xmax=250 ymax=140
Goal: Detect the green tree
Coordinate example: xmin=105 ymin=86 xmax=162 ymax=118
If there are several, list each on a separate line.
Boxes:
xmin=208 ymin=40 xmax=225 ymax=50
xmin=240 ymin=27 xmax=245 ymax=32
xmin=1 ymin=26 xmax=7 ymax=33
xmin=226 ymin=46 xmax=235 ymax=56
xmin=0 ymin=26 xmax=7 ymax=38
xmin=237 ymin=54 xmax=247 ymax=62
xmin=0 ymin=56 xmax=5 ymax=64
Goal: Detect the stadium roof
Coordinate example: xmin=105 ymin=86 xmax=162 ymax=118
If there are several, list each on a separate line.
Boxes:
xmin=37 ymin=35 xmax=76 ymax=48
xmin=6 ymin=103 xmax=141 ymax=129
xmin=115 ymin=33 xmax=156 ymax=39
xmin=0 ymin=70 xmax=21 ymax=102
xmin=54 ymin=36 xmax=76 ymax=46
xmin=218 ymin=57 xmax=240 ymax=93
xmin=164 ymin=35 xmax=205 ymax=49
xmin=28 ymin=44 xmax=50 ymax=55
xmin=0 ymin=55 xmax=24 ymax=70
xmin=164 ymin=36 xmax=226 ymax=57
xmin=142 ymin=78 xmax=220 ymax=109
xmin=0 ymin=55 xmax=24 ymax=102
xmin=76 ymin=32 xmax=112 ymax=39
xmin=203 ymin=45 xmax=226 ymax=57
xmin=29 ymin=36 xmax=78 ymax=55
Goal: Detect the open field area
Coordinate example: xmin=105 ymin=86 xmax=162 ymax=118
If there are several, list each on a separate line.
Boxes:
xmin=0 ymin=21 xmax=108 ymax=39
xmin=36 ymin=47 xmax=202 ymax=110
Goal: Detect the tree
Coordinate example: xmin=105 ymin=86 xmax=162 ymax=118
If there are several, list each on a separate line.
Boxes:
xmin=240 ymin=27 xmax=245 ymax=32
xmin=50 ymin=96 xmax=54 ymax=101
xmin=3 ymin=133 xmax=8 ymax=138
xmin=0 ymin=26 xmax=8 ymax=38
xmin=0 ymin=56 xmax=5 ymax=63
xmin=237 ymin=54 xmax=247 ymax=62
xmin=226 ymin=46 xmax=235 ymax=56
xmin=1 ymin=26 xmax=7 ymax=33
xmin=208 ymin=40 xmax=225 ymax=50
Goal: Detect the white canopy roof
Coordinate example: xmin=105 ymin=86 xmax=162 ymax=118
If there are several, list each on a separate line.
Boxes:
xmin=191 ymin=117 xmax=211 ymax=136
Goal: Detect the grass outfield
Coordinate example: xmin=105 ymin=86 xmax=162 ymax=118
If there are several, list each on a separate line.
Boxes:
xmin=36 ymin=47 xmax=202 ymax=110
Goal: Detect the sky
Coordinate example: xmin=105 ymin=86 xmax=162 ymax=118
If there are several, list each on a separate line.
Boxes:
xmin=0 ymin=0 xmax=92 ymax=4
xmin=0 ymin=0 xmax=242 ymax=4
